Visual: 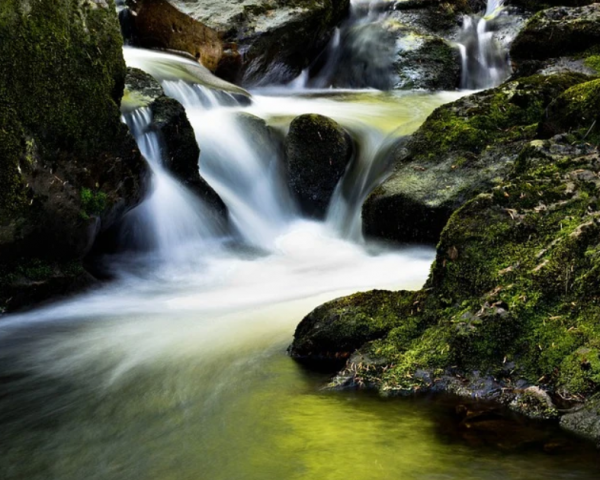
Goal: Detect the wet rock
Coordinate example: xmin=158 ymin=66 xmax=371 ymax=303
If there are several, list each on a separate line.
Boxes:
xmin=510 ymin=4 xmax=600 ymax=64
xmin=362 ymin=72 xmax=590 ymax=243
xmin=286 ymin=114 xmax=353 ymax=218
xmin=540 ymin=78 xmax=600 ymax=143
xmin=392 ymin=31 xmax=461 ymax=90
xmin=126 ymin=0 xmax=350 ymax=85
xmin=0 ymin=0 xmax=147 ymax=311
xmin=290 ymin=290 xmax=418 ymax=367
xmin=561 ymin=395 xmax=600 ymax=447
xmin=509 ymin=0 xmax=598 ymax=12
xmin=123 ymin=68 xmax=227 ymax=220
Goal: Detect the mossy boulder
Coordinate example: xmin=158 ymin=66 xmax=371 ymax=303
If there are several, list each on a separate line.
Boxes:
xmin=393 ymin=0 xmax=475 ymax=34
xmin=286 ymin=114 xmax=354 ymax=218
xmin=293 ymin=137 xmax=600 ymax=442
xmin=393 ymin=32 xmax=461 ymax=90
xmin=363 ymin=73 xmax=591 ymax=243
xmin=126 ymin=0 xmax=350 ymax=85
xmin=510 ymin=4 xmax=600 ymax=63
xmin=540 ymin=78 xmax=600 ymax=144
xmin=290 ymin=290 xmax=420 ymax=368
xmin=0 ymin=0 xmax=147 ymax=311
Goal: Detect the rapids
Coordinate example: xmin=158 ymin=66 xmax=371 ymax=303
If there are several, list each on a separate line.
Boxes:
xmin=1 ymin=20 xmax=599 ymax=480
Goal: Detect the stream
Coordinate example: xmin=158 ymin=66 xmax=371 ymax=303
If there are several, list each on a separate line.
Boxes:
xmin=1 ymin=1 xmax=600 ymax=478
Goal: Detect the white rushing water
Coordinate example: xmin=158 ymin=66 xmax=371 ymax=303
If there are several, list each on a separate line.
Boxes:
xmin=458 ymin=0 xmax=510 ymax=90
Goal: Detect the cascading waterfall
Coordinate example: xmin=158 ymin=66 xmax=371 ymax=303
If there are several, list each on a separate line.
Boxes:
xmin=458 ymin=0 xmax=510 ymax=90
xmin=289 ymin=0 xmax=397 ymax=90
xmin=121 ymin=107 xmax=224 ymax=261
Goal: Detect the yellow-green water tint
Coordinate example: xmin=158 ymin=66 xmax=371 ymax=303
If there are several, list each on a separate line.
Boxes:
xmin=3 ymin=333 xmax=600 ymax=480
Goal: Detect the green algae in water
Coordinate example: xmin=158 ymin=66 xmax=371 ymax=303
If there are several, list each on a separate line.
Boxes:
xmin=1 ymin=334 xmax=600 ymax=480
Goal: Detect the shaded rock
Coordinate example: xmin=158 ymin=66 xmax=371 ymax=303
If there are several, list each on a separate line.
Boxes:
xmin=540 ymin=78 xmax=600 ymax=143
xmin=286 ymin=114 xmax=353 ymax=218
xmin=392 ymin=31 xmax=461 ymax=90
xmin=362 ymin=73 xmax=590 ymax=243
xmin=0 ymin=0 xmax=147 ymax=311
xmin=561 ymin=395 xmax=600 ymax=447
xmin=510 ymin=4 xmax=600 ymax=63
xmin=123 ymin=68 xmax=227 ymax=220
xmin=151 ymin=97 xmax=227 ymax=218
xmin=290 ymin=290 xmax=419 ymax=367
xmin=126 ymin=0 xmax=350 ymax=85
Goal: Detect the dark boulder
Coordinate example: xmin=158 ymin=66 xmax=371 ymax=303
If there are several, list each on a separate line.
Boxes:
xmin=0 ymin=0 xmax=147 ymax=311
xmin=510 ymin=4 xmax=600 ymax=62
xmin=286 ymin=114 xmax=353 ymax=218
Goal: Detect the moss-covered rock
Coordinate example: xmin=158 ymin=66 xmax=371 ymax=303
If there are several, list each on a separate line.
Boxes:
xmin=363 ymin=73 xmax=591 ymax=243
xmin=393 ymin=33 xmax=461 ymax=90
xmin=510 ymin=4 xmax=600 ymax=62
xmin=540 ymin=78 xmax=600 ymax=144
xmin=293 ymin=136 xmax=600 ymax=441
xmin=0 ymin=0 xmax=147 ymax=311
xmin=509 ymin=0 xmax=598 ymax=12
xmin=286 ymin=114 xmax=354 ymax=218
xmin=290 ymin=290 xmax=421 ymax=367
xmin=126 ymin=0 xmax=350 ymax=85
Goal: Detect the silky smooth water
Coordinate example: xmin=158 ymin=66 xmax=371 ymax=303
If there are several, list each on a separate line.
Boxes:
xmin=1 ymin=47 xmax=599 ymax=479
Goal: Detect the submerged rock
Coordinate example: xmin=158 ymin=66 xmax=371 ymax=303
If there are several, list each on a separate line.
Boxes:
xmin=362 ymin=72 xmax=591 ymax=243
xmin=286 ymin=114 xmax=353 ymax=218
xmin=126 ymin=0 xmax=350 ymax=85
xmin=0 ymin=0 xmax=147 ymax=311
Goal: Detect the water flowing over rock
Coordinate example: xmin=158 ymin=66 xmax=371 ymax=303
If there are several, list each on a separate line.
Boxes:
xmin=287 ymin=114 xmax=354 ymax=218
xmin=123 ymin=68 xmax=227 ymax=220
xmin=125 ymin=0 xmax=350 ymax=85
xmin=0 ymin=0 xmax=147 ymax=311
xmin=362 ymin=72 xmax=591 ymax=244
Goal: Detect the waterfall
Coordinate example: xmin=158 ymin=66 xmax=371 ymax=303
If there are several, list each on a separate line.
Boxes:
xmin=121 ymin=108 xmax=224 ymax=261
xmin=162 ymin=81 xmax=297 ymax=249
xmin=289 ymin=1 xmax=396 ymax=90
xmin=457 ymin=0 xmax=510 ymax=90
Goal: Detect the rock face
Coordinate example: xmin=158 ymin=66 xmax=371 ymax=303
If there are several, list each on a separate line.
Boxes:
xmin=286 ymin=114 xmax=353 ymax=218
xmin=0 ymin=0 xmax=147 ymax=311
xmin=510 ymin=4 xmax=600 ymax=75
xmin=363 ymin=73 xmax=591 ymax=243
xmin=126 ymin=0 xmax=350 ymax=84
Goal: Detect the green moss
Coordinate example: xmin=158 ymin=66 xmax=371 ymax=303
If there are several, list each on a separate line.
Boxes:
xmin=584 ymin=55 xmax=600 ymax=73
xmin=322 ymin=139 xmax=600 ymax=398
xmin=80 ymin=188 xmax=108 ymax=220
xmin=410 ymin=73 xmax=588 ymax=159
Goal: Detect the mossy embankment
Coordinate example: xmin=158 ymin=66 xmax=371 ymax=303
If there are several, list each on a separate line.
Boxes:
xmin=0 ymin=0 xmax=147 ymax=312
xmin=363 ymin=72 xmax=592 ymax=243
xmin=292 ymin=71 xmax=600 ymax=442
